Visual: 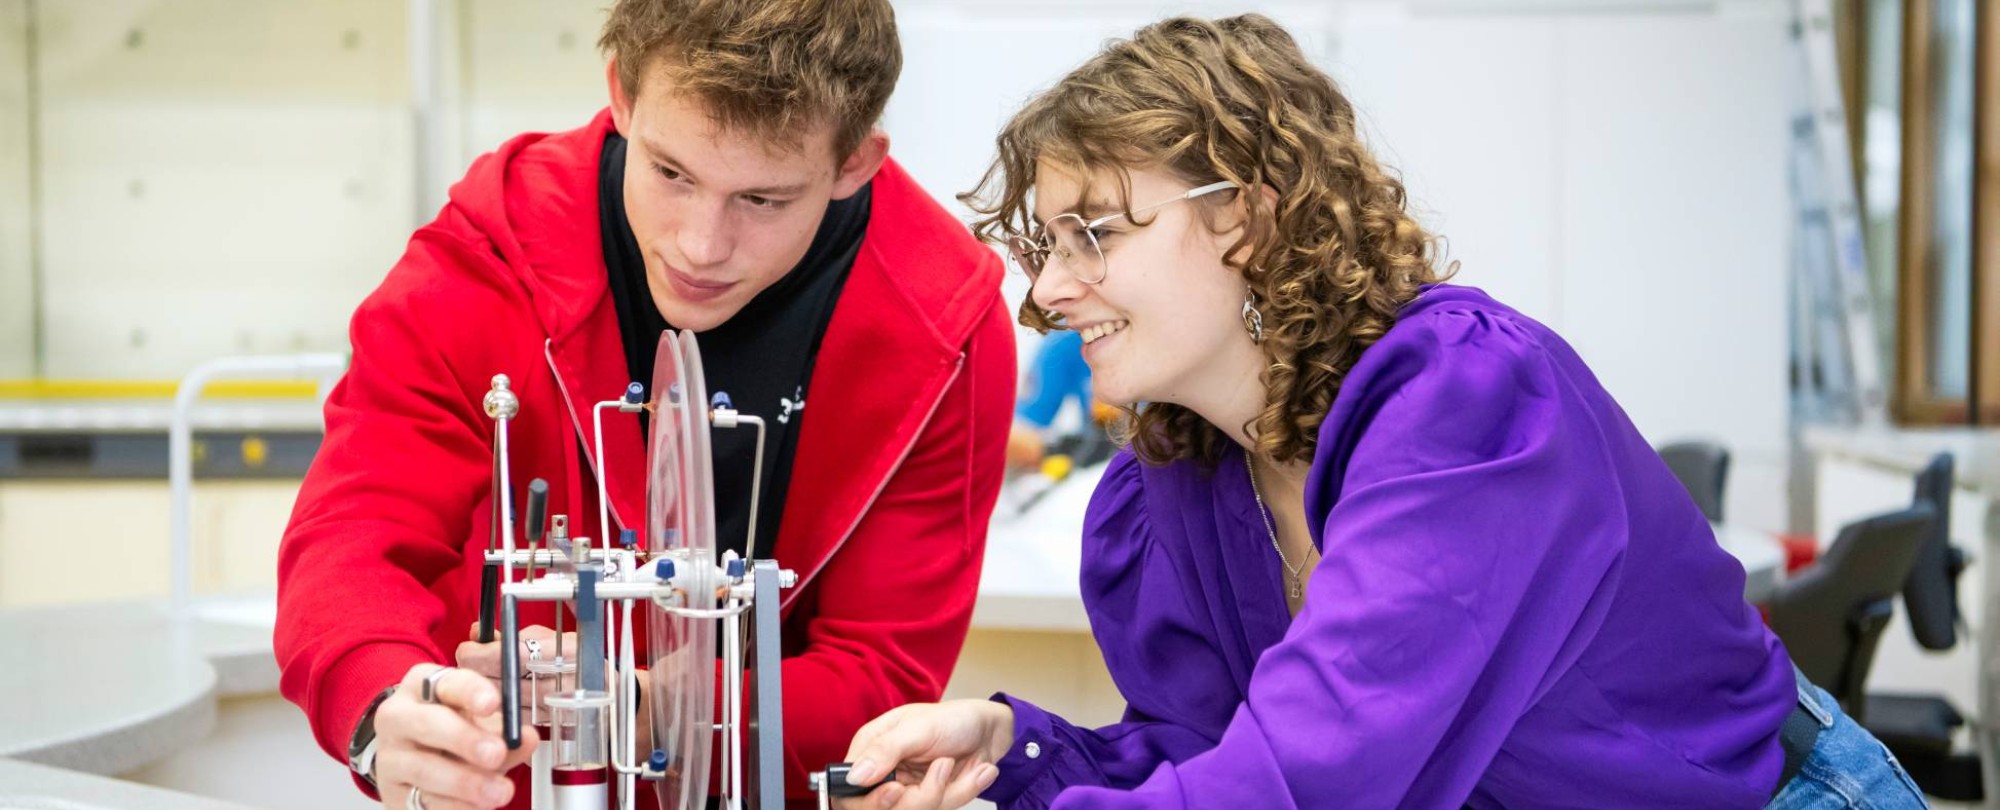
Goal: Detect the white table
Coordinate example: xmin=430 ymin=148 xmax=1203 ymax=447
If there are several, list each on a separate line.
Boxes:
xmin=1715 ymin=523 xmax=1787 ymax=604
xmin=0 ymin=598 xmax=281 ymax=776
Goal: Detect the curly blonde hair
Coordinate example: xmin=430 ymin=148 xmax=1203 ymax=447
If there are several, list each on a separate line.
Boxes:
xmin=964 ymin=14 xmax=1450 ymax=467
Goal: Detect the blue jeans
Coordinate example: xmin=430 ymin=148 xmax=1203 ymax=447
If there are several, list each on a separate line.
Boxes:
xmin=1766 ymin=667 xmax=1930 ymax=809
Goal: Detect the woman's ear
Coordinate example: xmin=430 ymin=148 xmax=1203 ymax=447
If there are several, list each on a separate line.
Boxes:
xmin=1218 ymin=182 xmax=1279 ymax=233
xmin=1216 ymin=183 xmax=1280 ymax=267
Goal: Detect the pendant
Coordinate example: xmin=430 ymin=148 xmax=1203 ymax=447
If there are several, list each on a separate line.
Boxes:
xmin=1288 ymin=578 xmax=1303 ymax=600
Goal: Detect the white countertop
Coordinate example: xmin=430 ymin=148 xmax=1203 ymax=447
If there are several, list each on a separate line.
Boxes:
xmin=0 ymin=598 xmax=281 ymax=776
xmin=0 ymin=757 xmax=261 ymax=810
xmin=1804 ymin=425 xmax=2000 ymax=496
xmin=975 ymin=463 xmax=1790 ymax=631
xmin=973 ymin=465 xmax=1105 ymax=632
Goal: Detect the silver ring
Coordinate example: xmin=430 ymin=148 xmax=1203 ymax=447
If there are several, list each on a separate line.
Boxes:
xmin=420 ymin=666 xmax=454 ymax=704
xmin=405 ymin=786 xmax=428 ymax=810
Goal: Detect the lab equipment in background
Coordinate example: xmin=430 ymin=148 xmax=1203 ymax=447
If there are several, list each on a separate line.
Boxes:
xmin=1003 ymin=331 xmax=1116 ymax=517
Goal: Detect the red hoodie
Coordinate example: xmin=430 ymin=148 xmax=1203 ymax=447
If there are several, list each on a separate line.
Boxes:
xmin=275 ymin=110 xmax=1014 ymax=806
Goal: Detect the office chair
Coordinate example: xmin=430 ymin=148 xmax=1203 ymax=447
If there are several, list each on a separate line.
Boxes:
xmin=1766 ymin=505 xmax=1935 ymax=723
xmin=1864 ymin=454 xmax=1982 ymax=800
xmin=1658 ymin=440 xmax=1730 ymax=524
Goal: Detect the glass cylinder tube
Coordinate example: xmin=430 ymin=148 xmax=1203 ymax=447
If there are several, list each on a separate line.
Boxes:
xmin=545 ymin=690 xmax=612 ymax=810
xmin=526 ymin=657 xmax=577 ymax=810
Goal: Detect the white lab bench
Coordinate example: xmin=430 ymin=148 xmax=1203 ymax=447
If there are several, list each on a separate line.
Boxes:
xmin=975 ymin=462 xmax=1791 ymax=630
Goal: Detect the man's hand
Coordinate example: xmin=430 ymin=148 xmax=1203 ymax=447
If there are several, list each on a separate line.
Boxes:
xmin=456 ymin=623 xmax=578 ymax=717
xmin=374 ymin=664 xmax=538 ymax=810
xmin=834 ymin=700 xmax=1011 ymax=809
xmin=457 ymin=623 xmax=652 ymax=754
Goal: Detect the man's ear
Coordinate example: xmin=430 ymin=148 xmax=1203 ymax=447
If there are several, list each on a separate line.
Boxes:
xmin=606 ymin=58 xmax=632 ymax=136
xmin=830 ymin=129 xmax=891 ymax=200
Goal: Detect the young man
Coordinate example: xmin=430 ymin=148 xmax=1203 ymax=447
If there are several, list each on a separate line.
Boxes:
xmin=273 ymin=1 xmax=1014 ymax=807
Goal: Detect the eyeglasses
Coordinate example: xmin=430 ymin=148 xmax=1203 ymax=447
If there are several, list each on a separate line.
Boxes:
xmin=1006 ymin=180 xmax=1239 ymax=285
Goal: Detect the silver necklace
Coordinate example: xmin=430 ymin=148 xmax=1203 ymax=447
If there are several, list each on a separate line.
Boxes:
xmin=1244 ymin=452 xmax=1315 ymax=600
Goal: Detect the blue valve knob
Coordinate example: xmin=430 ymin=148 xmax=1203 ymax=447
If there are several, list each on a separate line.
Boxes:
xmin=624 ymin=382 xmax=645 ymax=404
xmin=654 ymin=559 xmax=676 ymax=581
xmin=726 ymin=558 xmax=746 ymax=579
xmin=649 ymin=749 xmax=669 ymax=772
xmin=620 ymin=528 xmax=638 ymax=549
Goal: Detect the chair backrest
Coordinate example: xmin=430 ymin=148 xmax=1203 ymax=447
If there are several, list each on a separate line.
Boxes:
xmin=1767 ymin=504 xmax=1935 ymax=713
xmin=1658 ymin=441 xmax=1730 ymax=523
xmin=1904 ymin=453 xmax=1961 ymax=651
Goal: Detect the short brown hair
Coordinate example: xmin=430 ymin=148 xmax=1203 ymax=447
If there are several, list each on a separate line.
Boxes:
xmin=964 ymin=15 xmax=1449 ymax=467
xmin=599 ymin=0 xmax=901 ymax=158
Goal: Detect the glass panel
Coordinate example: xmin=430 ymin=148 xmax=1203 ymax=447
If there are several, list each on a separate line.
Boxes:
xmin=1861 ymin=0 xmax=1902 ymax=382
xmin=1925 ymin=0 xmax=1976 ymax=399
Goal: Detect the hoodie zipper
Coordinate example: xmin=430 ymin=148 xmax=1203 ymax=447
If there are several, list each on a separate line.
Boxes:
xmin=781 ymin=353 xmax=965 ymax=609
xmin=544 ymin=341 xmax=629 ymax=539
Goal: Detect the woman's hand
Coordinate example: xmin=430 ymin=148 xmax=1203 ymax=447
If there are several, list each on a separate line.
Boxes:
xmin=835 ymin=699 xmax=1014 ymax=809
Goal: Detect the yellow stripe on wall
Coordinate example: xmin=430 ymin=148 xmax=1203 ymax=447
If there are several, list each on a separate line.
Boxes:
xmin=0 ymin=379 xmax=325 ymax=400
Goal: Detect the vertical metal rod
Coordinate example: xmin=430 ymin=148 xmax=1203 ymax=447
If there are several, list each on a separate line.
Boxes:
xmin=742 ymin=416 xmax=767 ymax=561
xmin=591 ymin=400 xmax=628 ymax=810
xmin=619 ymin=595 xmax=636 ymax=810
xmin=498 ymin=418 xmax=515 ymax=585
xmin=594 ymin=402 xmax=617 ymax=547
xmin=724 ymin=609 xmax=743 ymax=810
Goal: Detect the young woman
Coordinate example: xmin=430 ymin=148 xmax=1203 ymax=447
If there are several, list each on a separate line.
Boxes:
xmin=835 ymin=14 xmax=1928 ymax=810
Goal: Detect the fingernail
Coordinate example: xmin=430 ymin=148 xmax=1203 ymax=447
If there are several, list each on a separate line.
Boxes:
xmin=478 ymin=739 xmax=502 ymax=764
xmin=847 ymin=760 xmax=877 ymax=784
xmin=485 ymin=781 xmax=510 ymax=804
xmin=977 ymin=764 xmax=999 ymax=788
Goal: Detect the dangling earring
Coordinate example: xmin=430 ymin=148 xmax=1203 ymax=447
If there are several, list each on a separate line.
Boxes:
xmin=1241 ymin=286 xmax=1266 ymax=344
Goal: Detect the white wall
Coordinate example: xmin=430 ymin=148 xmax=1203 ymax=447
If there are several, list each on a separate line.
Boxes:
xmin=31 ymin=0 xmax=412 ymax=379
xmin=0 ymin=0 xmax=33 ymax=378
xmin=892 ymin=0 xmax=1796 ymax=532
xmin=455 ymin=0 xmax=609 ymax=169
xmin=3 ymin=0 xmax=1799 ymax=530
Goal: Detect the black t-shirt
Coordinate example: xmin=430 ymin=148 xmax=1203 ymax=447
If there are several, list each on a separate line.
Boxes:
xmin=598 ymin=132 xmax=869 ymax=561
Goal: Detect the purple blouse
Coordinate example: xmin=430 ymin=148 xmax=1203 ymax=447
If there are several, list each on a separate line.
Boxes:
xmin=982 ymin=286 xmax=1795 ymax=809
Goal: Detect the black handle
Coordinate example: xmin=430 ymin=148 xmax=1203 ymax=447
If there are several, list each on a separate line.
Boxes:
xmin=501 ymin=595 xmax=521 ymax=749
xmin=818 ymin=763 xmax=891 ymax=798
xmin=525 ymin=478 xmax=549 ymax=545
xmin=476 ymin=559 xmax=500 ymax=643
